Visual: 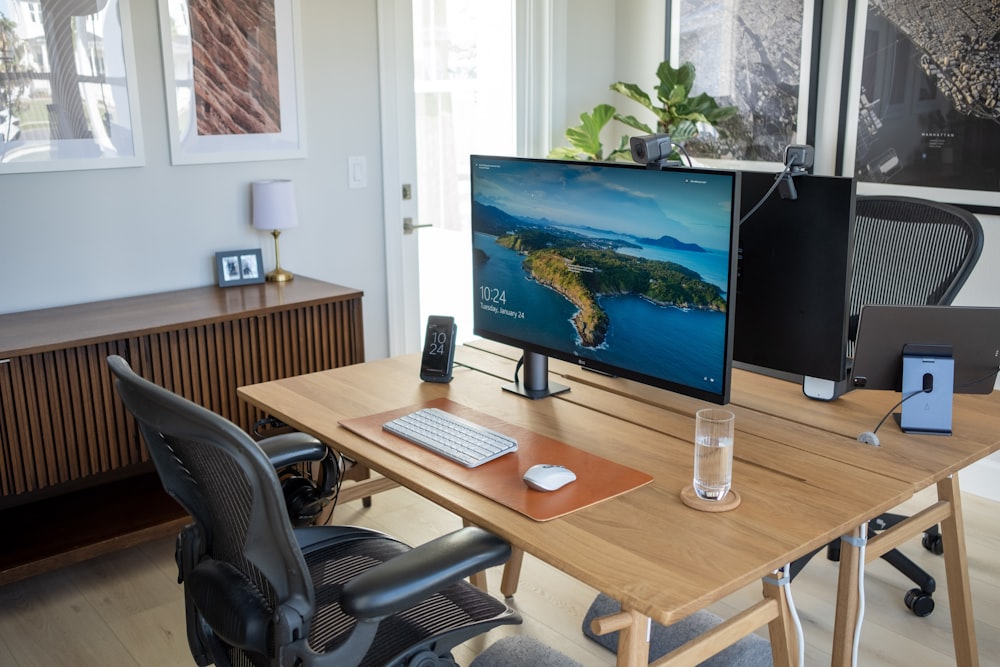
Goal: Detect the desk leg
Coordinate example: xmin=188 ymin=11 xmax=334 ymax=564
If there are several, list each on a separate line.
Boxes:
xmin=762 ymin=571 xmax=797 ymax=667
xmin=500 ymin=546 xmax=524 ymax=597
xmin=938 ymin=474 xmax=979 ymax=666
xmin=832 ymin=525 xmax=864 ymax=667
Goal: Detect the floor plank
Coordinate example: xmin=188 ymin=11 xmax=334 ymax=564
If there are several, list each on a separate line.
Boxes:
xmin=0 ymin=485 xmax=997 ymax=666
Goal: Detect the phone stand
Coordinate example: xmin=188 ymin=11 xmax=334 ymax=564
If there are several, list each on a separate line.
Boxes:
xmin=899 ymin=344 xmax=954 ymax=435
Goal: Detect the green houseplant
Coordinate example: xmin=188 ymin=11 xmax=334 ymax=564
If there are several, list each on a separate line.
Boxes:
xmin=549 ymin=61 xmax=737 ymax=162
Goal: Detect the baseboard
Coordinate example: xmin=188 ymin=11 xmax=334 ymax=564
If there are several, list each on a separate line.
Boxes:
xmin=960 ymin=453 xmax=1000 ymax=501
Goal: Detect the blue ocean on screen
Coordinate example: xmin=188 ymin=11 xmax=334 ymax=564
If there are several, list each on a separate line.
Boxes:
xmin=551 ymin=224 xmax=730 ymax=291
xmin=473 ymin=232 xmax=726 ymax=392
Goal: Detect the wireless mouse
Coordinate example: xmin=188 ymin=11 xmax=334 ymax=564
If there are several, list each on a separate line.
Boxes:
xmin=522 ymin=464 xmax=576 ymax=492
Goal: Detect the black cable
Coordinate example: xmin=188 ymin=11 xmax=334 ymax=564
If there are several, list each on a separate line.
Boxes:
xmin=513 ymin=355 xmax=524 ymax=384
xmin=869 ymin=389 xmax=925 ymax=437
xmin=672 ymin=142 xmax=693 ymax=167
xmin=955 ymin=365 xmax=1000 ymax=392
xmin=738 ymin=166 xmax=791 ymax=226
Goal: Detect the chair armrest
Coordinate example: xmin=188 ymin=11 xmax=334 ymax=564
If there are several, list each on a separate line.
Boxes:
xmin=340 ymin=526 xmax=511 ymax=621
xmin=257 ymin=432 xmax=328 ymax=469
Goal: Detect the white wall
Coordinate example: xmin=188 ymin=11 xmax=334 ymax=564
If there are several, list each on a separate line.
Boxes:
xmin=0 ymin=1 xmax=392 ymax=360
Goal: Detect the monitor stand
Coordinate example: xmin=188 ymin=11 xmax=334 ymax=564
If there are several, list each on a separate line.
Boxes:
xmin=802 ymin=375 xmax=851 ymax=401
xmin=898 ymin=344 xmax=954 ymax=435
xmin=502 ymin=351 xmax=570 ymax=400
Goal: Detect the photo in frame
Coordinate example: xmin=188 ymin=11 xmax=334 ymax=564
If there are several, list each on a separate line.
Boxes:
xmin=0 ymin=0 xmax=144 ymax=174
xmin=664 ymin=0 xmax=821 ymax=167
xmin=216 ymin=249 xmax=265 ymax=287
xmin=157 ymin=0 xmax=305 ymax=165
xmin=838 ymin=0 xmax=1000 ymax=212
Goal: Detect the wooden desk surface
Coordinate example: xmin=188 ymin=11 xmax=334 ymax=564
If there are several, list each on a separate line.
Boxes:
xmin=465 ymin=338 xmax=1000 ymax=492
xmin=238 ymin=348 xmax=912 ymax=628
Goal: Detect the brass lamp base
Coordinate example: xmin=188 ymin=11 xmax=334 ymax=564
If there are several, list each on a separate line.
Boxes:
xmin=266 ymin=268 xmax=294 ymax=282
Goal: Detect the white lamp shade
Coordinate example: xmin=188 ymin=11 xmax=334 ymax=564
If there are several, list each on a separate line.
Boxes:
xmin=252 ymin=180 xmax=299 ymax=231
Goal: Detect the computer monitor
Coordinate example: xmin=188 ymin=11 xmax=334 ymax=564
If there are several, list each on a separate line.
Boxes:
xmin=470 ymin=155 xmax=741 ymax=404
xmin=734 ymin=171 xmax=856 ymax=397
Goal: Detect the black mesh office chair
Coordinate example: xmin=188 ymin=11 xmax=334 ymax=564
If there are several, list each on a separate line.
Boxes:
xmin=835 ymin=195 xmax=983 ymax=616
xmin=108 ymin=355 xmax=520 ymax=667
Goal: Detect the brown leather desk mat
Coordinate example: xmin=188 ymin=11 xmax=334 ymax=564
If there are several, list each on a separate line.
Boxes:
xmin=340 ymin=397 xmax=653 ymax=522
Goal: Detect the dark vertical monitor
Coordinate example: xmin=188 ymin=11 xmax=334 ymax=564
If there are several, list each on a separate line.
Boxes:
xmin=734 ymin=171 xmax=856 ymax=384
xmin=470 ymin=155 xmax=741 ymax=405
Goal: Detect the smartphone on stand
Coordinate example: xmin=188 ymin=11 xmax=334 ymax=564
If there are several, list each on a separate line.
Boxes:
xmin=420 ymin=315 xmax=457 ymax=383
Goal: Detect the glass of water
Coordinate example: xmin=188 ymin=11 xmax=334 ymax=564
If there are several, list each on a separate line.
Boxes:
xmin=694 ymin=408 xmax=735 ymax=501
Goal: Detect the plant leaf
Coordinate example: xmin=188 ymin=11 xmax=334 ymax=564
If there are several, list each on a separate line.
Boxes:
xmin=613 ymin=113 xmax=654 ymax=135
xmin=610 ymin=82 xmax=654 ymax=113
xmin=655 ymin=61 xmax=695 ymax=103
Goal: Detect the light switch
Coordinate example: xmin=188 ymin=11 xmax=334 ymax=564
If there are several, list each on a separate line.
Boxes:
xmin=348 ymin=156 xmax=367 ymax=189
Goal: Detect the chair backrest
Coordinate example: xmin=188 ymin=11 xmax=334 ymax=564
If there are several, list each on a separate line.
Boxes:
xmin=849 ymin=196 xmax=983 ymax=347
xmin=107 ymin=355 xmax=314 ymax=632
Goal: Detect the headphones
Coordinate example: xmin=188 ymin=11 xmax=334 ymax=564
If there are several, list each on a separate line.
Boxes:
xmin=278 ymin=447 xmax=340 ymax=527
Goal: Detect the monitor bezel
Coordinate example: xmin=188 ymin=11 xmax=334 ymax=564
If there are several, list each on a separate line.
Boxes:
xmin=470 ymin=154 xmax=742 ymax=405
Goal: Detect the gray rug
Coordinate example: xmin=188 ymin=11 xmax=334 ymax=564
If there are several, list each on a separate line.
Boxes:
xmin=582 ymin=593 xmax=772 ymax=666
xmin=469 ymin=636 xmax=583 ymax=667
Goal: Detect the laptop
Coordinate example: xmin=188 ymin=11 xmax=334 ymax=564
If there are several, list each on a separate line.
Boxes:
xmin=850 ymin=305 xmax=1000 ymax=394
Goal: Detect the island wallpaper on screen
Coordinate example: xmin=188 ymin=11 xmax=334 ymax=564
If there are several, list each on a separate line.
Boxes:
xmin=471 ymin=157 xmax=738 ymax=399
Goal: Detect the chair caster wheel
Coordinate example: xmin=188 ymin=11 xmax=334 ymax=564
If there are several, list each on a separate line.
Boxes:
xmin=905 ymin=588 xmax=934 ymax=617
xmin=922 ymin=532 xmax=944 ymax=555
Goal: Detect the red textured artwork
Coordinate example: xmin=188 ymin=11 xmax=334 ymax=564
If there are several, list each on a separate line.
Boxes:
xmin=188 ymin=0 xmax=281 ymax=136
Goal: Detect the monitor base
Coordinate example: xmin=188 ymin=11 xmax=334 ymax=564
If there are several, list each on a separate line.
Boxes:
xmin=802 ymin=376 xmax=851 ymax=401
xmin=502 ymin=381 xmax=571 ymax=400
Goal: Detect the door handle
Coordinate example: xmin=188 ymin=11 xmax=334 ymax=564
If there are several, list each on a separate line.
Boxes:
xmin=403 ymin=218 xmax=432 ymax=234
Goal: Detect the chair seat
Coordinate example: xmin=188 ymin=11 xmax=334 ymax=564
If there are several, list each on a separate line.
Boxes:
xmin=302 ymin=528 xmax=515 ymax=666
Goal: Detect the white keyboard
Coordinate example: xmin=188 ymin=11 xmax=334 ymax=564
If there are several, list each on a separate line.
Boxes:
xmin=382 ymin=407 xmax=518 ymax=467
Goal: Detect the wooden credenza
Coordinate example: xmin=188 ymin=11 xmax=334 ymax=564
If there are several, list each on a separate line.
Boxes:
xmin=0 ymin=277 xmax=364 ymax=584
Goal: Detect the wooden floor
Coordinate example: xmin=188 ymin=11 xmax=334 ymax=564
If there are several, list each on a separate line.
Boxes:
xmin=1 ymin=483 xmax=998 ymax=666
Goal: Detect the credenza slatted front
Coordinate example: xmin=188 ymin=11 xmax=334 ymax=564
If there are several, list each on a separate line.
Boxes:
xmin=0 ymin=277 xmax=364 ymax=505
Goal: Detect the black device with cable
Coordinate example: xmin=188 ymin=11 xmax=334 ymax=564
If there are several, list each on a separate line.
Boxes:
xmin=253 ymin=416 xmax=345 ymax=526
xmin=276 ymin=446 xmax=342 ymax=527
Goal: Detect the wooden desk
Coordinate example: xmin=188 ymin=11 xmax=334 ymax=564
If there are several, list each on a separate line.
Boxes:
xmin=464 ymin=339 xmax=999 ymax=666
xmin=239 ymin=347 xmax=914 ymax=667
xmin=731 ymin=371 xmax=1000 ymax=667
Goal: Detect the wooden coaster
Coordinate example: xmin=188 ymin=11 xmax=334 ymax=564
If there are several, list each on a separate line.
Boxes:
xmin=680 ymin=486 xmax=741 ymax=512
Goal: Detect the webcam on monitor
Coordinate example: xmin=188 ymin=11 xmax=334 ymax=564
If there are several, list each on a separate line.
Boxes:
xmin=629 ymin=134 xmax=673 ymax=165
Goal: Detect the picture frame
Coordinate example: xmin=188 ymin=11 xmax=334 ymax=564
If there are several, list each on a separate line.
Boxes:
xmin=663 ymin=0 xmax=822 ymax=169
xmin=215 ymin=249 xmax=265 ymax=287
xmin=837 ymin=0 xmax=1000 ymax=213
xmin=157 ymin=0 xmax=306 ymax=165
xmin=0 ymin=0 xmax=145 ymax=174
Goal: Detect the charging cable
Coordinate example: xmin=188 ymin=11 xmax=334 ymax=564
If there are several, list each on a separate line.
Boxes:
xmin=845 ymin=524 xmax=869 ymax=667
xmin=763 ymin=566 xmax=805 ymax=667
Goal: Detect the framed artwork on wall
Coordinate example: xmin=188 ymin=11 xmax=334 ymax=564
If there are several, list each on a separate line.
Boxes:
xmin=0 ymin=0 xmax=144 ymax=174
xmin=157 ymin=0 xmax=306 ymax=165
xmin=216 ymin=249 xmax=265 ymax=287
xmin=663 ymin=0 xmax=822 ymax=168
xmin=837 ymin=0 xmax=1000 ymax=213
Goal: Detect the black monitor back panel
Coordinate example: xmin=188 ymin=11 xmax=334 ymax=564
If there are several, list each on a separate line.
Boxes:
xmin=734 ymin=172 xmax=856 ymax=382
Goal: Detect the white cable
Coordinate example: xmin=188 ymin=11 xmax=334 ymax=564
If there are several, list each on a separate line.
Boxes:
xmin=851 ymin=523 xmax=868 ymax=667
xmin=782 ymin=564 xmax=806 ymax=667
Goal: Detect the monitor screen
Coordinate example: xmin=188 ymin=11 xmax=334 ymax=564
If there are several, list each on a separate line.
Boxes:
xmin=734 ymin=171 xmax=856 ymax=383
xmin=470 ymin=155 xmax=741 ymax=404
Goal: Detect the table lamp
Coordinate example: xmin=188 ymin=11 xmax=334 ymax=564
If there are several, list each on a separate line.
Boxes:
xmin=252 ymin=179 xmax=299 ymax=282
